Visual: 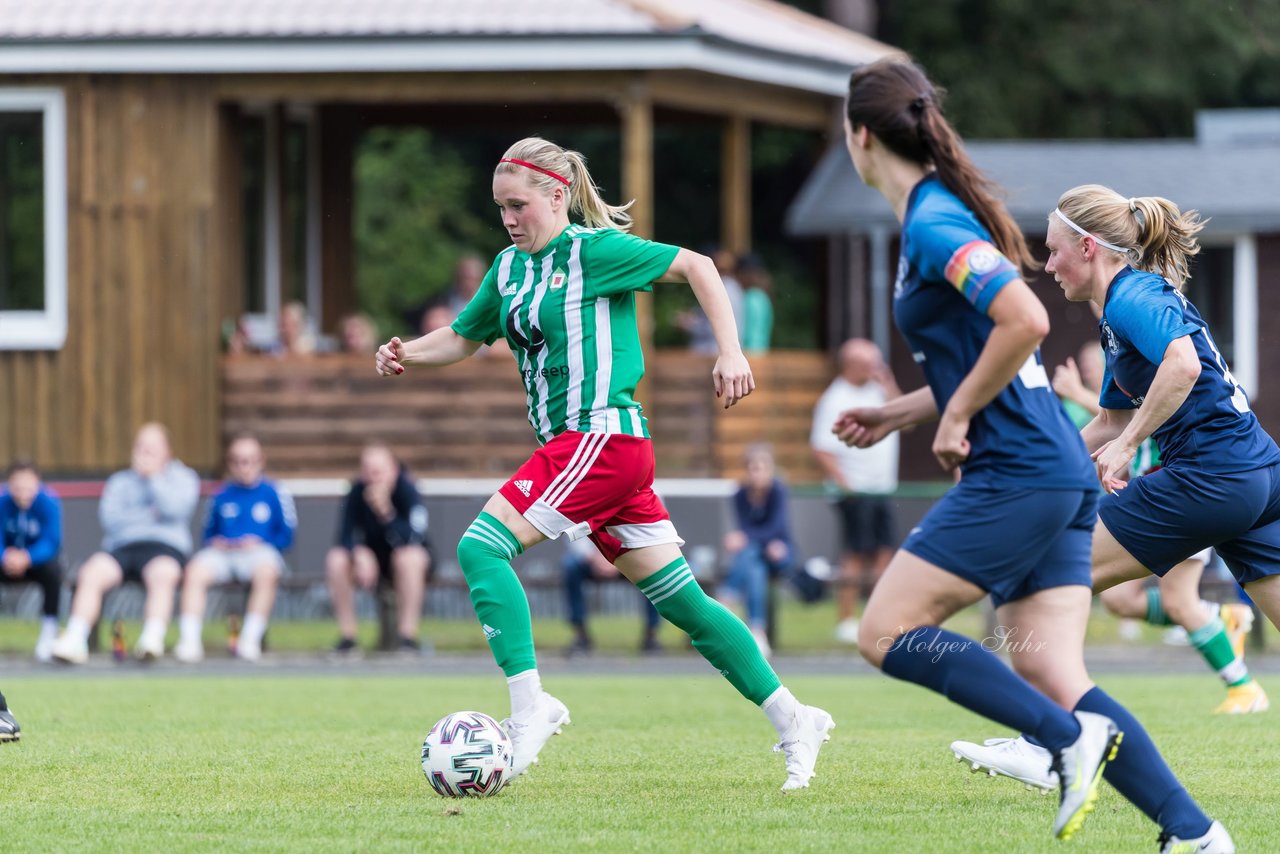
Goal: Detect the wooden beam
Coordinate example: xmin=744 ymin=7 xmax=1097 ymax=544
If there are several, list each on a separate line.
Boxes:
xmin=721 ymin=115 xmax=751 ymax=255
xmin=215 ymin=70 xmax=835 ymax=129
xmin=648 ymin=71 xmax=832 ymax=129
xmin=319 ymin=106 xmax=356 ymax=331
xmin=619 ymin=85 xmax=656 ymax=411
xmin=217 ymin=71 xmax=636 ymax=104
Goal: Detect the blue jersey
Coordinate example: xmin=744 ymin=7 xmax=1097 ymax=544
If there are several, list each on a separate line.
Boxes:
xmin=895 ymin=175 xmax=1095 ymax=489
xmin=1099 ymin=266 xmax=1280 ymax=473
xmin=202 ymin=479 xmax=297 ymax=552
xmin=0 ymin=488 xmax=62 ymax=565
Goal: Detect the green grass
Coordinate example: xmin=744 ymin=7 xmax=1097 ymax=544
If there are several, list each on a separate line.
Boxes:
xmin=4 ymin=595 xmax=1274 ymax=657
xmin=1 ymin=674 xmax=1275 ymax=852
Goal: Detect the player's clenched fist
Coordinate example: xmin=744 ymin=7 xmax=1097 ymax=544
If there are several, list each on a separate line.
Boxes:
xmin=376 ymin=337 xmax=406 ymax=376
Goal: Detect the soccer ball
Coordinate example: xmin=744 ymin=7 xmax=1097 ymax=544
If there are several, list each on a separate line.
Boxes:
xmin=420 ymin=711 xmax=514 ymax=798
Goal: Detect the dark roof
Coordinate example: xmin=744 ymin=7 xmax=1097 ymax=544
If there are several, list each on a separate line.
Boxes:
xmin=787 ymin=138 xmax=1280 ymax=237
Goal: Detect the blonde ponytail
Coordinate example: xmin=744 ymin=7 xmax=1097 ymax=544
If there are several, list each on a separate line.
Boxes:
xmin=495 ymin=137 xmax=633 ymax=231
xmin=1056 ymin=184 xmax=1206 ymax=287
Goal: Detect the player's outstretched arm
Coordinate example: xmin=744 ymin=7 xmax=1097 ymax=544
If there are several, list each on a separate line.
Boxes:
xmin=375 ymin=329 xmax=483 ymax=376
xmin=661 ymin=248 xmax=754 ymax=408
xmin=833 ymin=386 xmax=937 ymax=448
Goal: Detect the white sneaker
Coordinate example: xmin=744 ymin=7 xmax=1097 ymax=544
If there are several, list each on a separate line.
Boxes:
xmin=1053 ymin=711 xmax=1123 ymax=841
xmin=751 ymin=627 xmax=773 ymax=659
xmin=50 ymin=632 xmax=89 ymax=665
xmin=502 ymin=691 xmax=570 ymax=777
xmin=775 ymin=704 xmax=835 ymax=792
xmin=174 ymin=639 xmax=204 ymax=664
xmin=834 ymin=618 xmax=860 ymax=645
xmin=950 ymin=735 xmax=1058 ymax=792
xmin=237 ymin=641 xmax=262 ymax=662
xmin=1159 ymin=819 xmax=1235 ymax=854
xmin=34 ymin=633 xmax=55 ymax=664
xmin=134 ymin=634 xmax=165 ymax=662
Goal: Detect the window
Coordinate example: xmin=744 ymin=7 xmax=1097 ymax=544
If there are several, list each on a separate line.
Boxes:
xmin=237 ymin=106 xmax=320 ymax=348
xmin=0 ymin=89 xmax=65 ymax=349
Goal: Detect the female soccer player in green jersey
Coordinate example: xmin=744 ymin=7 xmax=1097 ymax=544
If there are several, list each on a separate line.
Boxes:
xmin=375 ymin=137 xmax=833 ymax=791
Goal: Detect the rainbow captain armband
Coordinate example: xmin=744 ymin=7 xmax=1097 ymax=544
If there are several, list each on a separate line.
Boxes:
xmin=943 ymin=240 xmax=1019 ymax=311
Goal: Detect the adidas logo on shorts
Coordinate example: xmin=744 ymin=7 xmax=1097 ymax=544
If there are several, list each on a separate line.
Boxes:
xmin=482 ymin=624 xmax=502 ymax=640
xmin=514 ymin=479 xmax=533 ymax=497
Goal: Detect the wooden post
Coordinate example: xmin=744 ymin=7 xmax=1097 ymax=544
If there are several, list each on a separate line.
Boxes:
xmin=721 ymin=115 xmax=751 ymax=254
xmin=620 ymin=86 xmax=656 ymax=409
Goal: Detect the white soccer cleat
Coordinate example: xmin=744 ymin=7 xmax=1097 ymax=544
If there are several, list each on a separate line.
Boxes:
xmin=776 ymin=704 xmax=835 ymax=792
xmin=134 ymin=635 xmax=165 ymax=662
xmin=1053 ymin=711 xmax=1123 ymax=841
xmin=50 ymin=633 xmax=89 ymax=665
xmin=502 ymin=691 xmax=570 ymax=778
xmin=950 ymin=735 xmax=1058 ymax=793
xmin=1158 ymin=819 xmax=1235 ymax=854
xmin=834 ymin=618 xmax=860 ymax=645
xmin=174 ymin=639 xmax=204 ymax=664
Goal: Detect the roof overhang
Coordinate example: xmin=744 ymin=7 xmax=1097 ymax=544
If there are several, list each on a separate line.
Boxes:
xmin=788 ymin=139 xmax=1280 ymax=238
xmin=0 ymin=33 xmax=858 ymax=96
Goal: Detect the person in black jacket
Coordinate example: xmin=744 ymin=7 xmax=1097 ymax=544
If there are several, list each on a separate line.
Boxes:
xmin=325 ymin=443 xmax=430 ymax=654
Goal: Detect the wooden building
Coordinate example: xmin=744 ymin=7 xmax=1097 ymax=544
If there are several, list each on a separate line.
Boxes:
xmin=0 ymin=0 xmax=896 ymax=477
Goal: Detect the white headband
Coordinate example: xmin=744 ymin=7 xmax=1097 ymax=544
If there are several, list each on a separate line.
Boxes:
xmin=1052 ymin=208 xmax=1134 ymax=256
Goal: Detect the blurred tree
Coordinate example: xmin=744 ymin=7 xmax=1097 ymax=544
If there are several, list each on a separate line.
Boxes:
xmin=354 ymin=128 xmax=492 ymax=336
xmin=876 ymin=0 xmax=1280 ymax=138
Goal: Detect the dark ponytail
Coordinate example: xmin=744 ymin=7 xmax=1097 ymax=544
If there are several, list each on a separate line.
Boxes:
xmin=847 ymin=59 xmax=1037 ymax=273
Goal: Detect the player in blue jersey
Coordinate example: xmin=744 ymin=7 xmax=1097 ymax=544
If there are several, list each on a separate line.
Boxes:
xmin=834 ymin=59 xmax=1230 ymax=851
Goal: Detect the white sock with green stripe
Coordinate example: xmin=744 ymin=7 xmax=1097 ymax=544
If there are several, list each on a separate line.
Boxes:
xmin=637 ymin=557 xmax=782 ymax=706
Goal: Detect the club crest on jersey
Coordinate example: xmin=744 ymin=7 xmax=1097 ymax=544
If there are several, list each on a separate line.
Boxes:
xmin=550 ymin=268 xmax=567 ymax=289
xmin=1101 ymin=321 xmax=1119 ymax=355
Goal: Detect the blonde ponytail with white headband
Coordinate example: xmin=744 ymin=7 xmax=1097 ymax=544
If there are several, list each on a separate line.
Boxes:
xmin=1054 ymin=184 xmax=1205 ymax=286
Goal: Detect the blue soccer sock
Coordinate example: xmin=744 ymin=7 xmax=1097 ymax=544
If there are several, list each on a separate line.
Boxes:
xmin=1074 ymin=686 xmax=1212 ymax=839
xmin=881 ymin=626 xmax=1080 ymax=752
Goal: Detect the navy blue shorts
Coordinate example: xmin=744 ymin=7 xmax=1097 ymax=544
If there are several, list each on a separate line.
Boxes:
xmin=902 ymin=483 xmax=1095 ymax=608
xmin=1099 ymin=463 xmax=1280 ymax=584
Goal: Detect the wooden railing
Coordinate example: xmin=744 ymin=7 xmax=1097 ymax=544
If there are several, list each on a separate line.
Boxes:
xmin=222 ymin=350 xmax=831 ymax=481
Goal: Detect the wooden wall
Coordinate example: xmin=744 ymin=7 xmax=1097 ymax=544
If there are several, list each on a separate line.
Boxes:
xmin=223 ymin=350 xmax=831 ymax=482
xmin=0 ymin=75 xmax=224 ymax=474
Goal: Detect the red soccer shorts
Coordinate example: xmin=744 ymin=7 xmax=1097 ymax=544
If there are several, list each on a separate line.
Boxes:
xmin=498 ymin=430 xmax=684 ymax=562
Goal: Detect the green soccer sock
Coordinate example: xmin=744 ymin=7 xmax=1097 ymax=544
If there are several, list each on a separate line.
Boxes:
xmin=457 ymin=513 xmax=536 ymax=678
xmin=1144 ymin=588 xmax=1176 ymax=626
xmin=1188 ymin=616 xmax=1251 ymax=687
xmin=637 ymin=557 xmax=781 ymax=704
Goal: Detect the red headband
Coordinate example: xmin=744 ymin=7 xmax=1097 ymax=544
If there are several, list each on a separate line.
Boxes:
xmin=499 ymin=157 xmax=570 ymax=187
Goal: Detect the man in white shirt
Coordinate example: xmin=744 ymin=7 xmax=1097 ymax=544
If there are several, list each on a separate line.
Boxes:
xmin=810 ymin=339 xmax=900 ymax=644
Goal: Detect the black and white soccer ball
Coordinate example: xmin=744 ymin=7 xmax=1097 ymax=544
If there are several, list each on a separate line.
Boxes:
xmin=421 ymin=711 xmax=514 ymax=798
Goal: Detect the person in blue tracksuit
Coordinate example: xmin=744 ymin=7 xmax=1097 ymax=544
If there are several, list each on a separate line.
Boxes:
xmin=832 ymin=58 xmax=1228 ymax=851
xmin=1 ymin=459 xmax=63 ymax=661
xmin=175 ymin=433 xmax=296 ymax=663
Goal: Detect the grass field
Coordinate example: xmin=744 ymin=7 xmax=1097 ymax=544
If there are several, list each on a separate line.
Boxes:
xmin=2 ymin=673 xmax=1275 ymax=852
xmin=5 ymin=594 xmax=1275 ymax=657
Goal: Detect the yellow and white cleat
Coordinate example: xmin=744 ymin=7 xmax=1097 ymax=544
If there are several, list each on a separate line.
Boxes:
xmin=1220 ymin=604 xmax=1254 ymax=660
xmin=1213 ymin=680 xmax=1270 ymax=715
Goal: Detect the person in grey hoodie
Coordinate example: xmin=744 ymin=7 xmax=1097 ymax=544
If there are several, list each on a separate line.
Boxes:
xmin=51 ymin=423 xmax=200 ymax=664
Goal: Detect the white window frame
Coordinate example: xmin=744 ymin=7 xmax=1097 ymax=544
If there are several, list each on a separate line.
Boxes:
xmin=0 ymin=88 xmax=67 ymax=349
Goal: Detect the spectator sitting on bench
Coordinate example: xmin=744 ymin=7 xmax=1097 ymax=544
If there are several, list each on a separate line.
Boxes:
xmin=718 ymin=444 xmax=794 ymax=660
xmin=52 ymin=423 xmax=199 ymax=664
xmin=1 ymin=459 xmax=64 ymax=662
xmin=175 ymin=433 xmax=296 ymax=663
xmin=563 ymin=538 xmax=662 ymax=656
xmin=326 ymin=443 xmax=431 ymax=655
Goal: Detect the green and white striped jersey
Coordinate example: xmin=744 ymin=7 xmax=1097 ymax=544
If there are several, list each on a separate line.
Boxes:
xmin=452 ymin=224 xmax=679 ymax=445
